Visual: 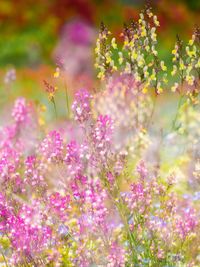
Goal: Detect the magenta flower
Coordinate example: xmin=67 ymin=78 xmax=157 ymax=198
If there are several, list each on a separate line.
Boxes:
xmin=72 ymin=89 xmax=92 ymax=123
xmin=40 ymin=130 xmax=64 ymax=163
xmin=11 ymin=97 xmax=30 ymax=124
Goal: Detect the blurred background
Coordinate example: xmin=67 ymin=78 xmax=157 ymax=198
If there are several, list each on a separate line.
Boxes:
xmin=0 ymin=0 xmax=199 ymax=108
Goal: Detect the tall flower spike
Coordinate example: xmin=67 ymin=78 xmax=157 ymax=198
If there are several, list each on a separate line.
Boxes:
xmin=92 ymin=114 xmax=114 ymax=163
xmin=72 ymin=89 xmax=92 ymax=123
xmin=43 ymin=80 xmax=57 ymax=101
xmin=12 ymin=97 xmax=30 ymax=124
xmin=120 ymin=6 xmax=167 ymax=94
xmin=171 ymin=30 xmax=200 ymax=100
xmin=95 ymin=22 xmax=117 ymax=80
xmin=4 ymin=68 xmax=16 ymax=84
xmin=40 ymin=130 xmax=64 ymax=163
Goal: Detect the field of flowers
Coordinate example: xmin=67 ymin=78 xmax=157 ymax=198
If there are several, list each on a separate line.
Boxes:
xmin=0 ymin=2 xmax=200 ymax=267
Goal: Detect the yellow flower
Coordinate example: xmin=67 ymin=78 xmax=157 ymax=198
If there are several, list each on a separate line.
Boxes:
xmin=157 ymin=82 xmax=163 ymax=94
xmin=171 ymin=82 xmax=179 ymax=92
xmin=142 ymin=85 xmax=148 ymax=94
xmin=147 ymin=10 xmax=153 ymax=18
xmin=186 ymin=46 xmax=196 ymax=57
xmin=145 ymin=45 xmax=150 ymax=52
xmin=138 ymin=18 xmax=143 ymax=24
xmin=106 ymin=57 xmax=112 ymax=64
xmin=188 ymin=35 xmax=195 ymax=46
xmin=38 ymin=117 xmax=45 ymax=126
xmin=150 ymin=70 xmax=156 ymax=81
xmin=171 ymin=65 xmax=177 ymax=76
xmin=137 ymin=55 xmax=144 ymax=67
xmin=160 ymin=61 xmax=167 ymax=71
xmin=152 ymin=47 xmax=158 ymax=56
xmin=125 ymin=62 xmax=131 ymax=74
xmin=97 ymin=71 xmax=105 ymax=80
xmin=186 ymin=75 xmax=195 ymax=85
xmin=95 ymin=39 xmax=100 ymax=54
xmin=48 ymin=92 xmax=55 ymax=101
xmin=134 ymin=72 xmax=141 ymax=82
xmin=54 ymin=67 xmax=60 ymax=78
xmin=179 ymin=60 xmax=185 ymax=70
xmin=143 ymin=66 xmax=149 ymax=78
xmin=195 ymin=59 xmax=200 ymax=68
xmin=189 ymin=39 xmax=194 ymax=46
xmin=40 ymin=104 xmax=46 ymax=112
xmin=150 ymin=74 xmax=156 ymax=81
xmin=131 ymin=50 xmax=138 ymax=60
xmin=124 ymin=39 xmax=129 ymax=47
xmin=129 ymin=40 xmax=134 ymax=48
xmin=172 ymin=46 xmax=178 ymax=55
xmin=151 ymin=33 xmax=157 ymax=42
xmin=153 ymin=15 xmax=160 ymax=27
xmin=118 ymin=52 xmax=123 ymax=65
xmin=141 ymin=26 xmax=147 ymax=37
xmin=139 ymin=13 xmax=144 ymax=20
xmin=111 ymin=37 xmax=117 ymax=49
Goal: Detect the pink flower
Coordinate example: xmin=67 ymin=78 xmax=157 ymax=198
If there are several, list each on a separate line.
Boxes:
xmin=72 ymin=89 xmax=92 ymax=123
xmin=48 ymin=192 xmax=70 ymax=220
xmin=107 ymin=242 xmax=126 ymax=267
xmin=40 ymin=130 xmax=64 ymax=163
xmin=11 ymin=97 xmax=30 ymax=124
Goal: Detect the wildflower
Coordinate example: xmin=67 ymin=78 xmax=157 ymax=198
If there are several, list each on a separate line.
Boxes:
xmin=92 ymin=115 xmax=114 ymax=158
xmin=11 ymin=97 xmax=30 ymax=124
xmin=118 ymin=52 xmax=123 ymax=65
xmin=43 ymin=80 xmax=57 ymax=101
xmin=175 ymin=207 xmax=197 ymax=239
xmin=153 ymin=15 xmax=160 ymax=27
xmin=72 ymin=89 xmax=92 ymax=123
xmin=54 ymin=67 xmax=60 ymax=78
xmin=171 ymin=29 xmax=200 ymax=97
xmin=40 ymin=130 xmax=64 ymax=163
xmin=188 ymin=34 xmax=196 ymax=46
xmin=95 ymin=22 xmax=117 ymax=80
xmin=171 ymin=82 xmax=179 ymax=92
xmin=136 ymin=160 xmax=148 ymax=179
xmin=24 ymin=155 xmax=47 ymax=190
xmin=171 ymin=65 xmax=177 ymax=76
xmin=48 ymin=192 xmax=70 ymax=220
xmin=4 ymin=68 xmax=16 ymax=84
xmin=160 ymin=61 xmax=167 ymax=71
xmin=107 ymin=242 xmax=126 ymax=267
xmin=111 ymin=37 xmax=117 ymax=49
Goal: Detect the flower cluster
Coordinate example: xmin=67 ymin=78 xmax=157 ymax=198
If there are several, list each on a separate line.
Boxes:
xmin=95 ymin=6 xmax=168 ymax=95
xmin=171 ymin=27 xmax=200 ymax=99
xmin=95 ymin=22 xmax=117 ymax=80
xmin=1 ymin=6 xmax=200 ymax=267
xmin=120 ymin=6 xmax=167 ymax=94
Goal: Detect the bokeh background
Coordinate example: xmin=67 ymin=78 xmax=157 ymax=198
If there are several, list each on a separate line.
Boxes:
xmin=0 ymin=0 xmax=199 ymax=110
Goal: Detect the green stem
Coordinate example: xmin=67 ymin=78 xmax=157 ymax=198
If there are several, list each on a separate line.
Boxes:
xmin=65 ymin=84 xmax=70 ymax=119
xmin=1 ymin=251 xmax=9 ymax=267
xmin=51 ymin=97 xmax=58 ymax=119
xmin=146 ymin=93 xmax=157 ymax=130
xmin=172 ymin=94 xmax=184 ymax=131
xmin=114 ymin=181 xmax=138 ymax=263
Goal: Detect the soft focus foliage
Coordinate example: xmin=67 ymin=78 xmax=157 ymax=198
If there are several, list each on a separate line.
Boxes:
xmin=0 ymin=3 xmax=200 ymax=267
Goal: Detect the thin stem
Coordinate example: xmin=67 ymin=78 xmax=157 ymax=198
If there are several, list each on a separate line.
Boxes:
xmin=146 ymin=93 xmax=157 ymax=130
xmin=114 ymin=181 xmax=138 ymax=263
xmin=65 ymin=83 xmax=70 ymax=119
xmin=172 ymin=94 xmax=184 ymax=131
xmin=51 ymin=97 xmax=58 ymax=119
xmin=1 ymin=250 xmax=9 ymax=267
